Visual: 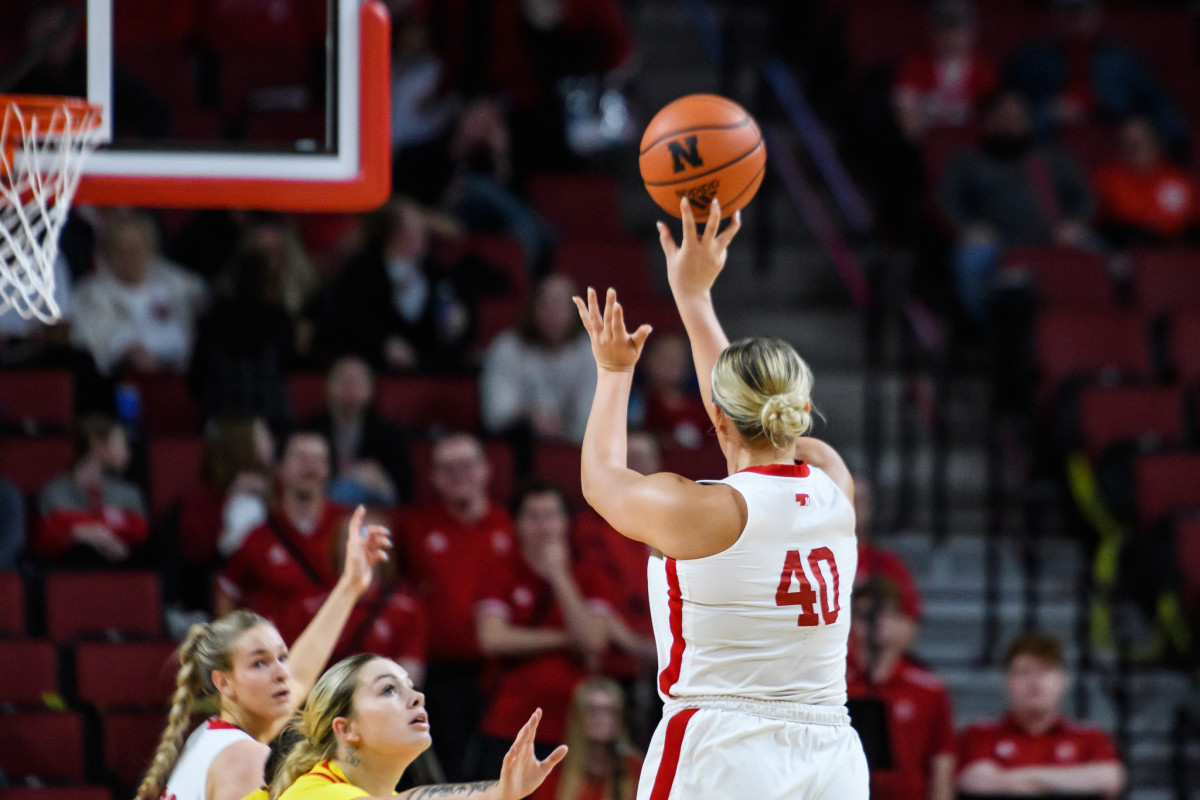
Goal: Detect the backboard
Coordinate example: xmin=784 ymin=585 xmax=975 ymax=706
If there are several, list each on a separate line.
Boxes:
xmin=0 ymin=0 xmax=390 ymax=211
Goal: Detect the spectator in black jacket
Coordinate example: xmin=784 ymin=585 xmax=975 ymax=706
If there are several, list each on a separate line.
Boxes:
xmin=304 ymin=354 xmax=413 ymax=507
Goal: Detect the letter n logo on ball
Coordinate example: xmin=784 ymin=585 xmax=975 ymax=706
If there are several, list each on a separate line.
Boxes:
xmin=668 ymin=136 xmax=703 ymax=172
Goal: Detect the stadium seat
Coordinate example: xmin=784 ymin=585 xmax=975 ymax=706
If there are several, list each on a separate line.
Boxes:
xmin=474 ymin=296 xmax=525 ymax=351
xmin=532 ymin=443 xmax=585 ymax=511
xmin=1129 ymin=248 xmax=1200 ymax=318
xmin=0 ymin=437 xmax=73 ymax=496
xmin=0 ymin=789 xmax=112 ymax=800
xmin=660 ymin=443 xmax=728 ymax=483
xmin=101 ymin=710 xmax=174 ymax=787
xmin=374 ymin=375 xmax=481 ymax=432
xmin=0 ymin=572 xmax=23 ymax=635
xmin=457 ymin=235 xmax=530 ymax=300
xmin=0 ymin=640 xmax=58 ymax=706
xmin=44 ymin=571 xmax=162 ymax=642
xmin=1002 ymin=247 xmax=1113 ymax=309
xmin=1075 ymin=384 xmax=1186 ymax=461
xmin=1175 ymin=516 xmax=1200 ymax=613
xmin=528 ymin=172 xmax=623 ymax=239
xmin=1133 ymin=451 xmax=1200 ymax=533
xmin=0 ymin=711 xmax=86 ymax=783
xmin=407 ymin=439 xmax=515 ymax=508
xmin=74 ymin=640 xmax=178 ymax=709
xmin=1169 ymin=311 xmax=1200 ymax=386
xmin=287 ymin=372 xmax=328 ymax=421
xmin=0 ymin=370 xmax=74 ymax=433
xmin=1035 ymin=310 xmax=1152 ymax=398
xmin=147 ymin=435 xmax=206 ymax=518
xmin=555 ymin=238 xmax=656 ymax=302
xmin=128 ymin=374 xmax=202 ymax=435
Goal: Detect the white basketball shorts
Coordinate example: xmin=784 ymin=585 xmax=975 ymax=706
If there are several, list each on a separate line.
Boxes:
xmin=636 ymin=696 xmax=869 ymax=800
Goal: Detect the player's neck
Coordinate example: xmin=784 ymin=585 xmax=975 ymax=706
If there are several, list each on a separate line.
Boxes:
xmin=335 ymin=751 xmax=409 ymax=797
xmin=729 ymin=442 xmax=793 ymax=474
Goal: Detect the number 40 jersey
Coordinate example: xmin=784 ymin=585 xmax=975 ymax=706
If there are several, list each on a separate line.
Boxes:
xmin=647 ymin=462 xmax=858 ymax=706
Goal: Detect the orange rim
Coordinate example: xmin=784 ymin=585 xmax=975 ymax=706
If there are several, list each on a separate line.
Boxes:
xmin=0 ymin=94 xmax=102 ymax=138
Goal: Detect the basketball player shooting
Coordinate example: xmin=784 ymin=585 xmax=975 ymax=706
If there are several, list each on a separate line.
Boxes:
xmin=571 ymin=196 xmax=869 ymax=799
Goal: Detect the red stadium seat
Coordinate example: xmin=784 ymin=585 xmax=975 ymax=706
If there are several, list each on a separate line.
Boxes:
xmin=1133 ymin=452 xmax=1200 ymax=533
xmin=0 ymin=640 xmax=57 ymax=706
xmin=75 ymin=640 xmax=179 ymax=709
xmin=1002 ymin=247 xmax=1113 ymax=309
xmin=101 ymin=710 xmax=175 ymax=787
xmin=1169 ymin=311 xmax=1200 ymax=385
xmin=0 ymin=370 xmax=73 ymax=432
xmin=0 ymin=437 xmax=73 ymax=496
xmin=129 ymin=374 xmax=202 ymax=435
xmin=1129 ymin=248 xmax=1200 ymax=317
xmin=44 ymin=571 xmax=162 ymax=642
xmin=462 ymin=235 xmax=530 ymax=300
xmin=0 ymin=572 xmax=24 ymax=635
xmin=147 ymin=435 xmax=206 ymax=517
xmin=474 ymin=296 xmax=525 ymax=351
xmin=1075 ymin=384 xmax=1186 ymax=461
xmin=288 ymin=372 xmax=328 ymax=421
xmin=528 ymin=172 xmax=623 ymax=238
xmin=1035 ymin=310 xmax=1152 ymax=396
xmin=1175 ymin=516 xmax=1200 ymax=613
xmin=407 ymin=439 xmax=515 ymax=508
xmin=660 ymin=443 xmax=728 ymax=483
xmin=374 ymin=375 xmax=481 ymax=432
xmin=0 ymin=789 xmax=112 ymax=800
xmin=554 ymin=238 xmax=656 ymax=302
xmin=532 ymin=443 xmax=585 ymax=512
xmin=0 ymin=711 xmax=86 ymax=783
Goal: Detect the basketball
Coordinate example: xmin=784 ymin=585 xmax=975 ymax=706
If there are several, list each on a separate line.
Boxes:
xmin=639 ymin=94 xmax=766 ymax=221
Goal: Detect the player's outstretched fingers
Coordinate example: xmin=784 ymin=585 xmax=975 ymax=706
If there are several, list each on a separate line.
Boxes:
xmin=657 ymin=221 xmax=679 ymax=260
xmin=703 ymin=198 xmax=722 ymax=242
xmin=718 ymin=210 xmax=743 ymax=249
xmin=679 ymin=196 xmax=698 ymax=242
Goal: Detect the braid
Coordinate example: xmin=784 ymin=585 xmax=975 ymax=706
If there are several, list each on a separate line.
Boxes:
xmin=268 ymin=720 xmax=337 ymax=800
xmin=134 ymin=626 xmax=206 ymax=800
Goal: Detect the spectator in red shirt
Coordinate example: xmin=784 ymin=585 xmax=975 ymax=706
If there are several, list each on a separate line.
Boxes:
xmin=847 ymin=578 xmax=956 ymax=800
xmin=893 ymin=0 xmax=999 ymax=143
xmin=639 ymin=334 xmax=710 ymax=450
xmin=475 ymin=479 xmax=610 ymax=783
xmin=34 ymin=414 xmax=149 ymax=566
xmin=853 ymin=475 xmax=922 ymax=620
xmin=215 ymin=430 xmax=346 ymax=624
xmin=957 ymin=633 xmax=1126 ymax=798
xmin=395 ymin=432 xmax=518 ymax=780
xmin=537 ymin=677 xmax=643 ymax=800
xmin=1092 ymin=116 xmax=1200 ymax=247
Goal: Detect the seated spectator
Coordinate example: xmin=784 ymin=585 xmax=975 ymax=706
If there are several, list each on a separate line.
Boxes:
xmin=957 ymin=633 xmax=1125 ymax=798
xmin=277 ymin=508 xmax=428 ymax=685
xmin=1006 ymin=0 xmax=1187 ymax=156
xmin=34 ymin=414 xmax=148 ymax=565
xmin=852 ymin=475 xmax=922 ymax=620
xmin=222 ymin=215 xmax=319 ymax=330
xmin=847 ymin=579 xmax=955 ymax=800
xmin=638 ymin=333 xmax=710 ymax=450
xmin=312 ymin=199 xmax=478 ymax=374
xmin=0 ymin=476 xmax=26 ymax=570
xmin=178 ymin=416 xmax=275 ymax=570
xmin=481 ymin=274 xmax=596 ymax=444
xmin=305 ymin=354 xmax=412 ymax=507
xmin=937 ymin=90 xmax=1094 ymax=323
xmin=475 ymin=479 xmax=610 ymax=782
xmin=1092 ymin=116 xmax=1200 ymax=247
xmin=893 ymin=0 xmax=999 ymax=143
xmin=72 ymin=209 xmax=208 ymax=376
xmin=215 ymin=430 xmax=346 ymax=623
xmin=395 ymin=432 xmax=518 ymax=780
xmin=537 ymin=677 xmax=643 ymax=800
xmin=188 ymin=248 xmax=296 ymax=430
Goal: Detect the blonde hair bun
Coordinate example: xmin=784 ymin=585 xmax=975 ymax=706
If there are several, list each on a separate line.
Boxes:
xmin=758 ymin=393 xmax=811 ymax=448
xmin=711 ymin=337 xmax=815 ymax=450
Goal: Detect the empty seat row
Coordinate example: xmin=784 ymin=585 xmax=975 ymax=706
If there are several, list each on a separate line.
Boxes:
xmin=0 ymin=571 xmax=161 ymax=642
xmin=0 ymin=639 xmax=176 ymax=709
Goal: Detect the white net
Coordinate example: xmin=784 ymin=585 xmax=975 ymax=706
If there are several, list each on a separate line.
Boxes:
xmin=0 ymin=98 xmax=101 ymax=323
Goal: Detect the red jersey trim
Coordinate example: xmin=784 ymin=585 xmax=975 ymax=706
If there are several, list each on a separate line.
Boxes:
xmin=737 ymin=462 xmax=810 ymax=478
xmin=658 ymin=558 xmax=685 ymax=697
xmin=649 ymin=708 xmax=698 ymax=800
xmin=206 ymin=718 xmax=242 ymax=731
xmin=311 ymin=760 xmax=347 ymax=784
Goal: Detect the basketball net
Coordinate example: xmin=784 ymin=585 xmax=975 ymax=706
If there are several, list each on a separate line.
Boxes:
xmin=0 ymin=95 xmax=102 ymax=324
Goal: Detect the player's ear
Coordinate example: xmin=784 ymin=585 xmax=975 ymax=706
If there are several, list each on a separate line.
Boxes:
xmin=211 ymin=669 xmax=234 ymax=701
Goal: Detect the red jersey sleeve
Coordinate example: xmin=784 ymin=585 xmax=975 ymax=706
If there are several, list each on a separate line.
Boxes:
xmin=957 ymin=724 xmax=998 ymax=770
xmin=1080 ymin=728 xmax=1121 ymax=763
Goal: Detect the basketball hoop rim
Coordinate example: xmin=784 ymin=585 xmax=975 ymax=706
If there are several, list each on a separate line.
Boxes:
xmin=0 ymin=94 xmax=103 ymax=138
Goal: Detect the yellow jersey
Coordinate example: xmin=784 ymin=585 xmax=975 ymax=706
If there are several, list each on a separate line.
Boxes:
xmin=278 ymin=760 xmax=396 ymax=800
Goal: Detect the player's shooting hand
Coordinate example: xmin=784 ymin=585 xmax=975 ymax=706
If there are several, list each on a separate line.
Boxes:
xmin=340 ymin=504 xmax=391 ymax=597
xmin=572 ymin=287 xmax=652 ymax=374
xmin=658 ymin=196 xmax=741 ymax=297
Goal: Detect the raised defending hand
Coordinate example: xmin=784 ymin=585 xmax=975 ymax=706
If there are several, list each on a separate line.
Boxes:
xmin=497 ymin=709 xmax=568 ymax=800
xmin=341 ymin=504 xmax=391 ymax=597
xmin=572 ymin=287 xmax=653 ymax=373
xmin=657 ymin=196 xmax=742 ymax=297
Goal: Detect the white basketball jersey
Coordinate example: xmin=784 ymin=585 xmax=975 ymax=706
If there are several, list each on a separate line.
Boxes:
xmin=647 ymin=463 xmax=857 ymax=706
xmin=161 ymin=717 xmax=255 ymax=800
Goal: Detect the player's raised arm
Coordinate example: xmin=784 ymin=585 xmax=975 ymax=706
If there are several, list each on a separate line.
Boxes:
xmin=657 ymin=196 xmax=741 ymax=428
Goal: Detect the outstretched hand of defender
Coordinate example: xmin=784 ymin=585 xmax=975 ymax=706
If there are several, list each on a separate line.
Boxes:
xmin=573 ymin=287 xmax=653 ymax=373
xmin=657 ymin=196 xmax=742 ymax=296
xmin=341 ymin=504 xmax=391 ymax=597
xmin=497 ymin=709 xmax=568 ymax=800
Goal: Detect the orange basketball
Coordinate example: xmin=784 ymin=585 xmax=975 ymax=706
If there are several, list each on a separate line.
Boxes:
xmin=639 ymin=94 xmax=766 ymax=221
